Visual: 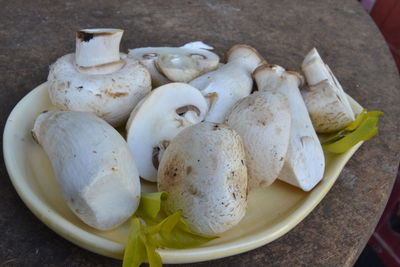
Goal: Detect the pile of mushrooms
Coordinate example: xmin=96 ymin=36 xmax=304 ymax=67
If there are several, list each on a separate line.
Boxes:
xmin=33 ymin=28 xmax=355 ymax=234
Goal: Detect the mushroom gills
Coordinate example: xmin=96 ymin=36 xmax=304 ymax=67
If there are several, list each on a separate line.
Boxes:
xmin=155 ymin=52 xmax=205 ymax=82
xmin=32 ymin=111 xmax=141 ymax=230
xmin=158 ymin=122 xmax=248 ymax=235
xmin=126 ymin=82 xmax=208 ymax=182
xmin=152 ymin=140 xmax=170 ymax=170
xmin=253 ymin=64 xmax=325 ymax=191
xmin=129 ymin=42 xmax=220 ymax=86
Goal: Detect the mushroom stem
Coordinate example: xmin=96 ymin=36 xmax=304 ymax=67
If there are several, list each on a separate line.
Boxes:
xmin=32 ymin=111 xmax=141 ymax=230
xmin=189 ymin=45 xmax=265 ymax=123
xmin=302 ymin=48 xmax=329 ymax=84
xmin=253 ymin=64 xmax=325 ymax=191
xmin=75 ymin=28 xmax=124 ymax=75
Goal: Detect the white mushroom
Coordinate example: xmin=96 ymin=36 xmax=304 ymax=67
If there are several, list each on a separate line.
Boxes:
xmin=126 ymin=83 xmax=208 ymax=182
xmin=32 ymin=111 xmax=141 ymax=230
xmin=48 ymin=28 xmax=151 ymax=127
xmin=225 ymin=91 xmax=291 ymax=188
xmin=301 ymin=48 xmax=355 ymax=133
xmin=253 ymin=64 xmax=325 ymax=191
xmin=158 ymin=122 xmax=248 ymax=236
xmin=190 ymin=45 xmax=265 ymax=123
xmin=129 ymin=41 xmax=219 ymax=86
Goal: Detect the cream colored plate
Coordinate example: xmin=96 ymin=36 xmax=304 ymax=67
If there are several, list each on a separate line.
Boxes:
xmin=3 ymin=82 xmax=363 ymax=264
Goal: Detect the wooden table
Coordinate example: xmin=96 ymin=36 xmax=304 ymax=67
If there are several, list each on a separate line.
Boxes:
xmin=1 ymin=0 xmax=399 ymax=266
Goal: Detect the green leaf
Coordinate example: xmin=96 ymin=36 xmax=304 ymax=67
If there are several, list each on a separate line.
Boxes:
xmin=136 ymin=192 xmax=168 ymax=219
xmin=160 ymin=211 xmax=182 ymax=233
xmin=320 ymin=109 xmax=368 ymax=145
xmin=123 ymin=192 xmax=217 ymax=267
xmin=147 ymin=210 xmax=182 ymax=235
xmin=345 ymin=109 xmax=367 ymax=131
xmin=122 ymin=217 xmax=147 ymax=267
xmin=322 ymin=110 xmax=382 ymax=154
xmin=143 ymin=234 xmax=162 ymax=267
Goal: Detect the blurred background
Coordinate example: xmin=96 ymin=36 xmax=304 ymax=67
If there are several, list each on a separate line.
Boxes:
xmin=359 ymin=0 xmax=400 ymax=71
xmin=356 ymin=1 xmax=400 ymax=266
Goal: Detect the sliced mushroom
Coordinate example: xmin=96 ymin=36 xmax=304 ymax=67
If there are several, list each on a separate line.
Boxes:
xmin=225 ymin=91 xmax=291 ymax=188
xmin=301 ymin=48 xmax=355 ymax=133
xmin=190 ymin=44 xmax=265 ymax=123
xmin=48 ymin=28 xmax=151 ymax=127
xmin=126 ymin=82 xmax=208 ymax=182
xmin=253 ymin=64 xmax=325 ymax=191
xmin=32 ymin=111 xmax=141 ymax=230
xmin=158 ymin=122 xmax=248 ymax=235
xmin=129 ymin=41 xmax=219 ymax=86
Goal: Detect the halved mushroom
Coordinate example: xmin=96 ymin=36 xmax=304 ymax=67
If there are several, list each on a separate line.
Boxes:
xmin=189 ymin=45 xmax=265 ymax=123
xmin=48 ymin=28 xmax=151 ymax=127
xmin=158 ymin=122 xmax=248 ymax=235
xmin=225 ymin=91 xmax=291 ymax=188
xmin=126 ymin=82 xmax=208 ymax=182
xmin=301 ymin=48 xmax=355 ymax=133
xmin=253 ymin=64 xmax=325 ymax=191
xmin=129 ymin=41 xmax=219 ymax=86
xmin=32 ymin=111 xmax=141 ymax=230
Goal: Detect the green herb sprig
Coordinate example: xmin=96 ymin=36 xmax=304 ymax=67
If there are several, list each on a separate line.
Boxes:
xmin=321 ymin=109 xmax=383 ymax=153
xmin=123 ymin=192 xmax=216 ymax=267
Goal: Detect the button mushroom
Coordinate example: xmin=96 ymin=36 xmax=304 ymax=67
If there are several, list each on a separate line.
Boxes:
xmin=301 ymin=48 xmax=355 ymax=133
xmin=253 ymin=64 xmax=325 ymax=191
xmin=126 ymin=82 xmax=208 ymax=182
xmin=48 ymin=28 xmax=151 ymax=127
xmin=189 ymin=45 xmax=265 ymax=123
xmin=225 ymin=91 xmax=291 ymax=188
xmin=129 ymin=41 xmax=219 ymax=86
xmin=32 ymin=111 xmax=141 ymax=230
xmin=158 ymin=122 xmax=248 ymax=235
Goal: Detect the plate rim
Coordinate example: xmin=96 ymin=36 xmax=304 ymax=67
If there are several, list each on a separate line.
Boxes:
xmin=3 ymin=82 xmax=363 ymax=264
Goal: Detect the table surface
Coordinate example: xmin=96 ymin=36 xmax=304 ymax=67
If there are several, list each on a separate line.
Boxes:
xmin=1 ymin=0 xmax=400 ymax=266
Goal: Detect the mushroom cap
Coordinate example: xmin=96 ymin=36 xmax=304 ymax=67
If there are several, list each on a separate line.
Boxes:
xmin=189 ymin=45 xmax=265 ymax=123
xmin=129 ymin=44 xmax=219 ymax=86
xmin=126 ymin=82 xmax=208 ymax=182
xmin=158 ymin=122 xmax=248 ymax=236
xmin=253 ymin=64 xmax=304 ymax=90
xmin=226 ymin=91 xmax=291 ymax=188
xmin=32 ymin=111 xmax=141 ymax=230
xmin=47 ymin=53 xmax=151 ymax=127
xmin=302 ymin=80 xmax=355 ymax=133
xmin=301 ymin=48 xmax=355 ymax=133
xmin=226 ymin=44 xmax=266 ymax=67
